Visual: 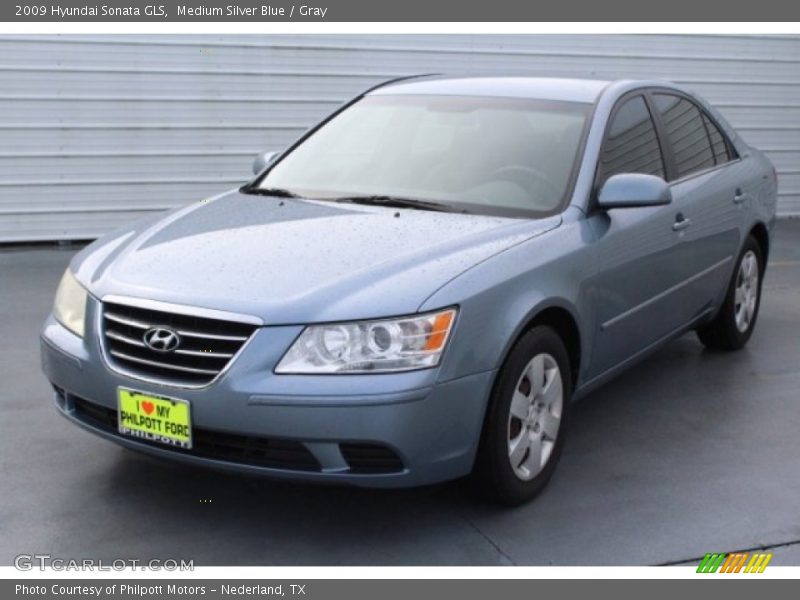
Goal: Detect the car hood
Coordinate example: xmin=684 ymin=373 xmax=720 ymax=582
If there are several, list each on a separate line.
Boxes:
xmin=73 ymin=190 xmax=561 ymax=324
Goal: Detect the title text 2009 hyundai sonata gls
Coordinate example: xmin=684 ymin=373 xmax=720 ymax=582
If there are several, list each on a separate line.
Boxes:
xmin=41 ymin=77 xmax=777 ymax=504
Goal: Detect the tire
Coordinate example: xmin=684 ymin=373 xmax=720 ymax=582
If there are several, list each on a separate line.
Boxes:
xmin=472 ymin=326 xmax=572 ymax=506
xmin=697 ymin=235 xmax=764 ymax=351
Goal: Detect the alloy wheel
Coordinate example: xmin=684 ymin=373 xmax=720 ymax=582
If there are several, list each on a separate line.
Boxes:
xmin=507 ymin=352 xmax=564 ymax=481
xmin=734 ymin=250 xmax=759 ymax=333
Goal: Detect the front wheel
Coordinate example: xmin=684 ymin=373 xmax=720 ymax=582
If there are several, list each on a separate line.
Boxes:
xmin=697 ymin=235 xmax=764 ymax=351
xmin=472 ymin=326 xmax=571 ymax=505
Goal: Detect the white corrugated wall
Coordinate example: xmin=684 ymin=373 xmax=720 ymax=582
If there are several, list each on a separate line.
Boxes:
xmin=0 ymin=34 xmax=798 ymax=242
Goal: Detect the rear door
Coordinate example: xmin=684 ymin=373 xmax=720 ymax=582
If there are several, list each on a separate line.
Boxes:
xmin=649 ymin=91 xmax=745 ymax=315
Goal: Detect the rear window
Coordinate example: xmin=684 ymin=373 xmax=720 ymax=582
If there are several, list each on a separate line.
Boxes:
xmin=653 ymin=94 xmax=716 ymax=179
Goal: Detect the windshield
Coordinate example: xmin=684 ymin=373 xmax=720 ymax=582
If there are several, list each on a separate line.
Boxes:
xmin=255 ymin=94 xmax=591 ymax=217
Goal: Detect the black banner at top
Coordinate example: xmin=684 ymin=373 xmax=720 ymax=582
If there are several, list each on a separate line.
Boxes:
xmin=3 ymin=0 xmax=800 ymax=22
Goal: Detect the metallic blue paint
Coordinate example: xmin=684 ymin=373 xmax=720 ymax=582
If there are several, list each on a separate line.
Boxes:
xmin=41 ymin=77 xmax=778 ymax=486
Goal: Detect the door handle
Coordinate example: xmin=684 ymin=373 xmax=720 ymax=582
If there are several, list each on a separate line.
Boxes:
xmin=672 ymin=215 xmax=692 ymax=231
xmin=734 ymin=188 xmax=748 ymax=204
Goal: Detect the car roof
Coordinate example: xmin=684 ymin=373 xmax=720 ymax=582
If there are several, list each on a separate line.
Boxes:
xmin=368 ymin=76 xmax=612 ymax=103
xmin=368 ymin=76 xmax=686 ymax=104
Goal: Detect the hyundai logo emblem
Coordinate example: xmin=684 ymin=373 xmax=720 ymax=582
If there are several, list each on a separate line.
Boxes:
xmin=143 ymin=327 xmax=181 ymax=353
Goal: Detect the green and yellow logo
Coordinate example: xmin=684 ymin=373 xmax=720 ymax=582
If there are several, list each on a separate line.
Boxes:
xmin=697 ymin=552 xmax=772 ymax=573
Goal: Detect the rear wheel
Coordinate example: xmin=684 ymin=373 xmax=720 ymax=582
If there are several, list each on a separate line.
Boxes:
xmin=472 ymin=326 xmax=571 ymax=505
xmin=697 ymin=235 xmax=763 ymax=351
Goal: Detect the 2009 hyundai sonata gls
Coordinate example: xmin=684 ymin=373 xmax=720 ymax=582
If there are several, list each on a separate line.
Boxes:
xmin=42 ymin=77 xmax=777 ymax=504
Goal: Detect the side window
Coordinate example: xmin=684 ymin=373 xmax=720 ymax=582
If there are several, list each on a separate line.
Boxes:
xmin=702 ymin=113 xmax=732 ymax=164
xmin=653 ymin=94 xmax=715 ymax=179
xmin=599 ymin=95 xmax=665 ymax=184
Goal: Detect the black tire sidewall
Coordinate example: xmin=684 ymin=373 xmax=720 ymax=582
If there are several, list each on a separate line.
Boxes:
xmin=722 ymin=236 xmax=764 ymax=347
xmin=474 ymin=325 xmax=573 ymax=505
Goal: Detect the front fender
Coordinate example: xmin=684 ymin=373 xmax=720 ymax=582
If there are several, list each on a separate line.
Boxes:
xmin=422 ymin=214 xmax=594 ymax=387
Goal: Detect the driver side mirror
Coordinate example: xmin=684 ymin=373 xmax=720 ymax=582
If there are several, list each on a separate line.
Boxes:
xmin=252 ymin=151 xmax=279 ymax=175
xmin=597 ymin=173 xmax=672 ymax=209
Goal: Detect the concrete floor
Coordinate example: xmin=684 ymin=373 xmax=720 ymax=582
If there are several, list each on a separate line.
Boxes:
xmin=1 ymin=221 xmax=799 ymax=567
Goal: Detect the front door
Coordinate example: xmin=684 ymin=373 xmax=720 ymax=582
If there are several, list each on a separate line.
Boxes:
xmin=585 ymin=93 xmax=697 ymax=379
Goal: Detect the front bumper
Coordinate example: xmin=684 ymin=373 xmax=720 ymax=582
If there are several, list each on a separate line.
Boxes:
xmin=41 ymin=308 xmax=495 ymax=488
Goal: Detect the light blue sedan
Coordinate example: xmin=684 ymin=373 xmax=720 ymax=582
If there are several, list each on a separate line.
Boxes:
xmin=41 ymin=77 xmax=777 ymax=504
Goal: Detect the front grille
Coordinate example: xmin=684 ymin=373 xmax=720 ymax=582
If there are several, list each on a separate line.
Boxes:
xmin=340 ymin=442 xmax=405 ymax=474
xmin=72 ymin=397 xmax=321 ymax=472
xmin=101 ymin=301 xmax=258 ymax=386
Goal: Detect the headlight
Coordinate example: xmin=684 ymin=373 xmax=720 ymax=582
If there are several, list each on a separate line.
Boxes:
xmin=275 ymin=308 xmax=457 ymax=374
xmin=53 ymin=269 xmax=87 ymax=338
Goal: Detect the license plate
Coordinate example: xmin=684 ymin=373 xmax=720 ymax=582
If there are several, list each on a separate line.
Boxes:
xmin=117 ymin=388 xmax=192 ymax=449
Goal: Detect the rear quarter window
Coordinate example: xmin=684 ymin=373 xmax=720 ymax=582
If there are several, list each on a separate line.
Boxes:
xmin=702 ymin=113 xmax=732 ymax=164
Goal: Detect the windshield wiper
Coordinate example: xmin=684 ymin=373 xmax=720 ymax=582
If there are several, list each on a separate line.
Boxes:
xmin=240 ymin=188 xmax=468 ymax=213
xmin=331 ymin=195 xmax=464 ymax=213
xmin=240 ymin=185 xmax=301 ymax=199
